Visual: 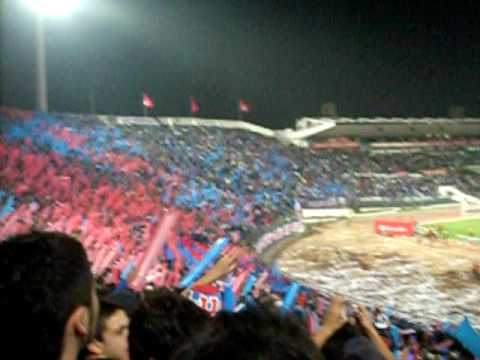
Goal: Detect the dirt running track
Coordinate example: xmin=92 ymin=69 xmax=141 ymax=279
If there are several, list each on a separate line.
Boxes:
xmin=277 ymin=205 xmax=480 ymax=328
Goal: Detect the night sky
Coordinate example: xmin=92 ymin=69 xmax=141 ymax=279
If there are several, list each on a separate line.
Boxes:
xmin=1 ymin=0 xmax=480 ymax=129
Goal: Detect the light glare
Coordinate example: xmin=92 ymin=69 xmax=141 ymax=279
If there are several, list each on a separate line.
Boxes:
xmin=24 ymin=0 xmax=82 ymax=18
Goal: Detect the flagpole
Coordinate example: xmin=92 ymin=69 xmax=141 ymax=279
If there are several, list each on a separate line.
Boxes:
xmin=143 ymin=106 xmax=148 ymax=117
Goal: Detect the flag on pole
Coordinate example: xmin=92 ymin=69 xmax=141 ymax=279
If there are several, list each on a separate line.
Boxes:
xmin=190 ymin=96 xmax=200 ymax=115
xmin=143 ymin=92 xmax=155 ymax=109
xmin=238 ymin=99 xmax=251 ymax=113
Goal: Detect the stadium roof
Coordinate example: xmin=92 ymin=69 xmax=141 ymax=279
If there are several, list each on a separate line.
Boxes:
xmin=296 ymin=117 xmax=480 ymax=140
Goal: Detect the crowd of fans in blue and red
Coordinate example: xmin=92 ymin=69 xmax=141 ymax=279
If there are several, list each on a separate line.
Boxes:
xmin=0 ymin=108 xmax=479 ymax=359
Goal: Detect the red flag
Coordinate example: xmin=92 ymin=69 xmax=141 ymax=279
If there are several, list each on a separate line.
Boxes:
xmin=238 ymin=99 xmax=251 ymax=113
xmin=143 ymin=92 xmax=155 ymax=109
xmin=190 ymin=96 xmax=200 ymax=115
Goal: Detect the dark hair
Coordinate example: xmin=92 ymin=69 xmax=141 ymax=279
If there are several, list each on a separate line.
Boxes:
xmin=173 ymin=304 xmax=323 ymax=360
xmin=321 ymin=323 xmax=361 ymax=360
xmin=95 ymin=300 xmax=126 ymax=341
xmin=129 ymin=288 xmax=210 ymax=360
xmin=0 ymin=231 xmax=94 ymax=359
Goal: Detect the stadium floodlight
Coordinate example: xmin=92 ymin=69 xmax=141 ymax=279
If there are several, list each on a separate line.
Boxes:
xmin=24 ymin=0 xmax=82 ymax=18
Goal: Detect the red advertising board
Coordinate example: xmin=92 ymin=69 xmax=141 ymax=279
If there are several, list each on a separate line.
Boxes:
xmin=374 ymin=219 xmax=417 ymax=237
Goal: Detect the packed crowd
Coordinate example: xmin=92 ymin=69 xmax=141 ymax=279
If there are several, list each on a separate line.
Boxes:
xmin=0 ymin=109 xmax=479 ymax=359
xmin=2 ymin=231 xmax=478 ymax=360
xmin=356 ymin=149 xmax=480 ymax=199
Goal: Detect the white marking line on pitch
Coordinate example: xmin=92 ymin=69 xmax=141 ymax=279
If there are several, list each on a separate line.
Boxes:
xmin=421 ymin=216 xmax=480 ymax=226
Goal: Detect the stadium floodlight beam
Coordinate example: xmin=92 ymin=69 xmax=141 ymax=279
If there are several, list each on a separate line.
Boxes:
xmin=24 ymin=0 xmax=82 ymax=18
xmin=23 ymin=0 xmax=82 ymax=112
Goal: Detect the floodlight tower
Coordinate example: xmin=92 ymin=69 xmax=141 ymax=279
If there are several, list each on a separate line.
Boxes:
xmin=23 ymin=0 xmax=82 ymax=112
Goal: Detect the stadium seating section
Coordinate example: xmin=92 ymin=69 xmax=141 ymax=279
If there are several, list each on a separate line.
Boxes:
xmin=1 ymin=109 xmax=479 ymax=358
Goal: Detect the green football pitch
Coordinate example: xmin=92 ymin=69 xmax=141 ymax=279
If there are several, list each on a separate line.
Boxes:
xmin=429 ymin=218 xmax=480 ymax=238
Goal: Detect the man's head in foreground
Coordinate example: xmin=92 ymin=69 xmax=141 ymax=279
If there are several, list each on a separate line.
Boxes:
xmin=129 ymin=288 xmax=210 ymax=360
xmin=0 ymin=231 xmax=99 ymax=360
xmin=172 ymin=304 xmax=322 ymax=360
